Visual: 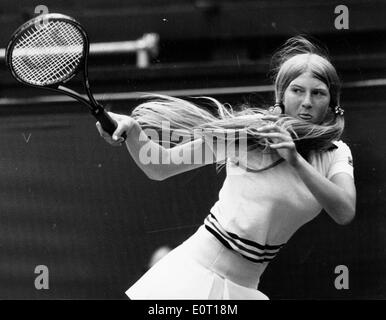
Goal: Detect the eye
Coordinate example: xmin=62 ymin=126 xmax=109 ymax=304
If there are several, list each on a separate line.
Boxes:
xmin=291 ymin=87 xmax=302 ymax=93
xmin=313 ymin=90 xmax=326 ymax=96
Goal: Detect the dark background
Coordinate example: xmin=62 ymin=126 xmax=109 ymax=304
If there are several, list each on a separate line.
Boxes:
xmin=0 ymin=0 xmax=385 ymax=299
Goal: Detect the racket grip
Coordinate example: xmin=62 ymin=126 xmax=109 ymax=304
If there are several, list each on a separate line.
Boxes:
xmin=92 ymin=106 xmax=127 ymax=140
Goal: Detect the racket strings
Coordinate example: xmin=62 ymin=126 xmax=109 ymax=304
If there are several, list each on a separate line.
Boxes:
xmin=14 ymin=30 xmax=81 ymax=84
xmin=15 ymin=22 xmax=82 ymax=81
xmin=11 ymin=21 xmax=84 ymax=85
xmin=14 ymin=22 xmax=83 ymax=84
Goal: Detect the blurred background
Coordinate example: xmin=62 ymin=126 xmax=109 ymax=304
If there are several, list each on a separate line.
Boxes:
xmin=0 ymin=0 xmax=385 ymax=299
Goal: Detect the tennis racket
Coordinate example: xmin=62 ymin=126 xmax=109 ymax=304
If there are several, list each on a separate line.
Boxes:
xmin=5 ymin=13 xmax=123 ymax=138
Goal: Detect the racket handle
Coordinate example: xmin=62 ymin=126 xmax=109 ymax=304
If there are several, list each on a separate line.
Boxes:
xmin=92 ymin=105 xmax=127 ymax=140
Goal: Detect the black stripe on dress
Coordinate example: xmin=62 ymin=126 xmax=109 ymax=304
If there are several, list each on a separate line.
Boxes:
xmin=208 ymin=213 xmax=286 ymax=250
xmin=205 ymin=217 xmax=279 ymax=258
xmin=204 ymin=225 xmax=275 ymax=264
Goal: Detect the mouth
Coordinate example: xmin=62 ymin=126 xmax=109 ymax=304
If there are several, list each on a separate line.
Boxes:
xmin=298 ymin=114 xmax=313 ymax=120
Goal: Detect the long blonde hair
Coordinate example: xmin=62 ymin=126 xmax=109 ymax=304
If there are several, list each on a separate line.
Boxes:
xmin=131 ymin=36 xmax=345 ymax=158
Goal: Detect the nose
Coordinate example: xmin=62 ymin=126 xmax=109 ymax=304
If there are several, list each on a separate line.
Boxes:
xmin=301 ymin=92 xmax=313 ymax=109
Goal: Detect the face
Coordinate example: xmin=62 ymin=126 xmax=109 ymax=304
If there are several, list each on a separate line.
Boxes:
xmin=283 ymin=72 xmax=331 ymax=124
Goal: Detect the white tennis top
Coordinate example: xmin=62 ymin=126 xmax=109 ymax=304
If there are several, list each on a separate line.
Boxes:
xmin=205 ymin=140 xmax=354 ymax=264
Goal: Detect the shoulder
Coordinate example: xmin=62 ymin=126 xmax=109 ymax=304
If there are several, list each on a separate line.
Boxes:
xmin=313 ymin=140 xmax=352 ymax=159
xmin=331 ymin=140 xmax=352 ymax=152
xmin=313 ymin=140 xmax=354 ymax=179
xmin=328 ymin=140 xmax=354 ymax=164
xmin=318 ymin=140 xmax=351 ymax=153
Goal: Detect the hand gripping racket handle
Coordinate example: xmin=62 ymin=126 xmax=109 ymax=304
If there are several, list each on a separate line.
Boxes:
xmin=91 ymin=105 xmax=127 ymax=140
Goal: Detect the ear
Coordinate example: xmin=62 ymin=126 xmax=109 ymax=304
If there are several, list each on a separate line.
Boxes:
xmin=269 ymin=103 xmax=283 ymax=115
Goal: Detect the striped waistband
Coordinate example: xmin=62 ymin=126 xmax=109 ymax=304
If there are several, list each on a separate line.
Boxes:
xmin=204 ymin=213 xmax=285 ymax=264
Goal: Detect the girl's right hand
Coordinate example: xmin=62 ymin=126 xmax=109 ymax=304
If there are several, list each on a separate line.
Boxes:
xmin=96 ymin=112 xmax=137 ymax=147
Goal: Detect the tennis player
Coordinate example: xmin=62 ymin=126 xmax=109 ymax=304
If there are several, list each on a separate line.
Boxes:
xmin=97 ymin=36 xmax=356 ymax=299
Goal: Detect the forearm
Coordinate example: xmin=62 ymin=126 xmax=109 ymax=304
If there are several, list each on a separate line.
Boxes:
xmin=291 ymin=154 xmax=356 ymax=225
xmin=124 ymin=122 xmax=169 ymax=180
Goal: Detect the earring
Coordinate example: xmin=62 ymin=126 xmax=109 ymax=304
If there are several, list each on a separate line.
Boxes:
xmin=334 ymin=105 xmax=344 ymax=116
xmin=269 ymin=102 xmax=283 ymax=115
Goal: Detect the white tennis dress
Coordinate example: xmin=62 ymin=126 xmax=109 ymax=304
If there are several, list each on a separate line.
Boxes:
xmin=126 ymin=140 xmax=354 ymax=299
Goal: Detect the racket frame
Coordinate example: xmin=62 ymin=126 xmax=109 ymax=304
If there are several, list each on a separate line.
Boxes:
xmin=5 ymin=13 xmax=119 ymax=136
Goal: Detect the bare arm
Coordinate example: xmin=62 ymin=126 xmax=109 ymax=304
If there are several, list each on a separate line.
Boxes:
xmin=258 ymin=115 xmax=356 ymax=225
xmin=124 ymin=121 xmax=218 ymax=180
xmin=96 ymin=112 xmax=225 ymax=181
xmin=290 ymin=156 xmax=356 ymax=225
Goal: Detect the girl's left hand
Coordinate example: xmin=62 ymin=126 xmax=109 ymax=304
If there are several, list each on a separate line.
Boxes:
xmin=258 ymin=115 xmax=300 ymax=166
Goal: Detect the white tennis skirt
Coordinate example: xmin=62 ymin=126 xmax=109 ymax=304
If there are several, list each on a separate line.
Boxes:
xmin=126 ymin=225 xmax=269 ymax=300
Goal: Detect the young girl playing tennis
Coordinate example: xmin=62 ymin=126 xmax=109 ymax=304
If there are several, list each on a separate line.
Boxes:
xmin=96 ymin=36 xmax=356 ymax=299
